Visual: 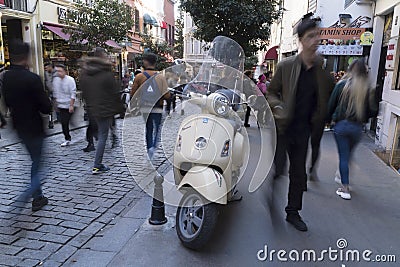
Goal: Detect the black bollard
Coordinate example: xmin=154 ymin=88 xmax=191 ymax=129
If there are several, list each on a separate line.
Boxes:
xmin=149 ymin=174 xmax=167 ymax=225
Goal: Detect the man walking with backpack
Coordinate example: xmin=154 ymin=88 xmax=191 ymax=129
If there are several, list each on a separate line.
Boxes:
xmin=130 ymin=53 xmax=170 ymax=159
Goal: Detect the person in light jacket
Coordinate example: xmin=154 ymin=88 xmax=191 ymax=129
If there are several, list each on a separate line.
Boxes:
xmin=53 ymin=64 xmax=76 ymax=147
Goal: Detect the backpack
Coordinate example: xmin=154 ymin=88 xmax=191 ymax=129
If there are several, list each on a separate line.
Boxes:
xmin=139 ymin=72 xmax=162 ymax=108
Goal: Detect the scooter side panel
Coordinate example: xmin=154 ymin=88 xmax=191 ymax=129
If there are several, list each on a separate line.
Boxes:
xmin=178 ymin=166 xmax=228 ymax=205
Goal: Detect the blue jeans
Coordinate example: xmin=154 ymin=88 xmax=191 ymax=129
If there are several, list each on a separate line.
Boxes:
xmin=334 ymin=120 xmax=362 ymax=185
xmin=143 ymin=113 xmax=162 ymax=150
xmin=19 ymin=135 xmax=44 ymax=200
xmin=94 ymin=116 xmax=112 ymax=168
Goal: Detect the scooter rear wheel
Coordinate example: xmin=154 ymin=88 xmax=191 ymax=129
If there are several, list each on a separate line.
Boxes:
xmin=176 ymin=189 xmax=219 ymax=250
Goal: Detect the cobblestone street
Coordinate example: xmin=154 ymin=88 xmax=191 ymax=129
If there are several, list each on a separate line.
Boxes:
xmin=0 ymin=110 xmax=181 ymax=266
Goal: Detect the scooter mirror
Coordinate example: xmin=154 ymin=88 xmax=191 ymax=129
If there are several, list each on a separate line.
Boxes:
xmin=247 ymin=95 xmax=257 ymax=107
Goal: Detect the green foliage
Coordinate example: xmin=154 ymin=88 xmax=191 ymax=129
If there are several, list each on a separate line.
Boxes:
xmin=65 ymin=0 xmax=134 ymax=48
xmin=180 ymin=0 xmax=281 ymax=57
xmin=136 ymin=33 xmax=174 ymax=70
xmin=245 ymin=55 xmax=258 ymax=70
xmin=174 ymin=9 xmax=185 ymax=59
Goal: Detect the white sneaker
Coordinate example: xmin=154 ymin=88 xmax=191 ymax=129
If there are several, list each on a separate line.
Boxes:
xmin=334 ymin=170 xmax=352 ymax=190
xmin=336 ymin=188 xmax=351 ymax=200
xmin=61 ymin=141 xmax=70 ymax=147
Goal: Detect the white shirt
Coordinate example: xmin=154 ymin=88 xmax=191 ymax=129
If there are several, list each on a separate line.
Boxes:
xmin=53 ymin=75 xmax=76 ymax=109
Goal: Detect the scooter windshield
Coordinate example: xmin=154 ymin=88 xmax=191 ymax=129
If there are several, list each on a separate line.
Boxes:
xmin=182 ymin=36 xmax=246 ymax=97
xmin=122 ymin=36 xmax=276 ymax=209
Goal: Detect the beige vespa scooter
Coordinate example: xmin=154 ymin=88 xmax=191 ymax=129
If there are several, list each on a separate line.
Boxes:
xmin=172 ymin=36 xmax=257 ymax=250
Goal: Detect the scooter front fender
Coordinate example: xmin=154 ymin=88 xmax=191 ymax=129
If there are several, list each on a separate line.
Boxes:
xmin=178 ymin=166 xmax=228 ymax=205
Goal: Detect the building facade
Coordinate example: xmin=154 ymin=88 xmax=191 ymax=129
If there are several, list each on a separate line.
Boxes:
xmin=183 ymin=12 xmax=207 ymax=71
xmin=0 ymin=0 xmax=41 ymax=74
xmin=370 ymin=0 xmax=400 ymax=172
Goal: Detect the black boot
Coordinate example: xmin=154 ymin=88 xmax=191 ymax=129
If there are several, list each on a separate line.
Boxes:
xmin=286 ymin=213 xmax=308 ymax=231
xmin=83 ymin=143 xmax=95 ymax=152
xmin=32 ymin=196 xmax=49 ymax=211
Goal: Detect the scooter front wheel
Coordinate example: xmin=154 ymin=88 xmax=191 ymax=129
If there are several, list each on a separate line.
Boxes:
xmin=176 ymin=189 xmax=219 ymax=250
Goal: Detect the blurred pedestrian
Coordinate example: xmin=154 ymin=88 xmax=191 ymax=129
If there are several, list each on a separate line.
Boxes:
xmin=243 ymin=70 xmax=256 ymax=127
xmin=122 ymin=72 xmax=130 ymax=89
xmin=0 ymin=64 xmax=9 ymax=130
xmin=44 ymin=62 xmax=58 ymax=128
xmin=264 ymin=71 xmax=272 ymax=90
xmin=266 ymin=16 xmax=334 ymax=231
xmin=2 ymin=41 xmax=52 ymax=211
xmin=0 ymin=80 xmax=7 ymax=129
xmin=53 ymin=64 xmax=76 ymax=147
xmin=257 ymin=74 xmax=267 ymax=96
xmin=130 ymin=52 xmax=170 ymax=159
xmin=328 ymin=59 xmax=378 ymax=200
xmin=80 ymin=47 xmax=123 ymax=174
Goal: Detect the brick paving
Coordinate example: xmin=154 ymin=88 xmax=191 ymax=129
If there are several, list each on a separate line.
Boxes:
xmin=0 ymin=110 xmax=184 ymax=266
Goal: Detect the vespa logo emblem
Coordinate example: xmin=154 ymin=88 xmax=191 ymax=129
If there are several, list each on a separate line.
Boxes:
xmin=195 ymin=137 xmax=207 ymax=149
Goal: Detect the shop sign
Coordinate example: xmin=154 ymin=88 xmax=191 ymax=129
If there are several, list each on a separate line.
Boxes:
xmin=385 ymin=38 xmax=397 ymax=70
xmin=58 ymin=7 xmax=82 ymax=24
xmin=58 ymin=7 xmax=68 ymax=21
xmin=318 ymin=44 xmax=363 ymax=56
xmin=360 ymin=31 xmax=374 ymax=46
xmin=319 ymin=28 xmax=366 ymax=40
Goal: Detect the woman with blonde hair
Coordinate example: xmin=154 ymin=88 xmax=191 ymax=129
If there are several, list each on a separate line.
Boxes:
xmin=328 ymin=59 xmax=378 ymax=200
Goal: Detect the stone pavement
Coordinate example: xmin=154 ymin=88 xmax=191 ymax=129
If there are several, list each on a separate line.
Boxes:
xmin=0 ymin=107 xmax=183 ymax=267
xmin=63 ymin=131 xmax=400 ymax=267
xmin=0 ymin=106 xmax=87 ymax=148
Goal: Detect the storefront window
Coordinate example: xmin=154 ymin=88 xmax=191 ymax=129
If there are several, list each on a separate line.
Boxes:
xmin=383 ymin=13 xmax=393 ymax=47
xmin=390 ymin=116 xmax=400 ymax=172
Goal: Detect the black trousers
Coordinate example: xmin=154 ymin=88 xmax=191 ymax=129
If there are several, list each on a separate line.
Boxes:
xmin=274 ymin=133 xmax=287 ymax=176
xmin=86 ymin=113 xmax=98 ymax=145
xmin=310 ymin=124 xmax=324 ymax=172
xmin=59 ymin=108 xmax=72 ymax=141
xmin=0 ymin=111 xmax=6 ymax=126
xmin=283 ymin=131 xmax=310 ymax=214
xmin=244 ymin=106 xmax=251 ymax=125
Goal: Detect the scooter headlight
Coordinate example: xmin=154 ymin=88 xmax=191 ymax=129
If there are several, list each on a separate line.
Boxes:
xmin=212 ymin=94 xmax=229 ymax=116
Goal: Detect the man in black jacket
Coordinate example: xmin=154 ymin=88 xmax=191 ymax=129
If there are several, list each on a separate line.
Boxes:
xmin=3 ymin=41 xmax=52 ymax=211
xmin=266 ymin=17 xmax=334 ymax=231
xmin=80 ymin=47 xmax=123 ymax=174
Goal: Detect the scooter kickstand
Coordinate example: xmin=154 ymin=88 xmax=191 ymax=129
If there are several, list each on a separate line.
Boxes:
xmin=228 ymin=189 xmax=243 ymax=202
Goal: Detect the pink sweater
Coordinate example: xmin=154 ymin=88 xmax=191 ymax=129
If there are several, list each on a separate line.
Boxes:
xmin=257 ymin=82 xmax=267 ymax=96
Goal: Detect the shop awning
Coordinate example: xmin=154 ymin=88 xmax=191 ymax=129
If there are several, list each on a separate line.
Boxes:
xmin=43 ymin=24 xmax=71 ymax=41
xmin=126 ymin=45 xmax=141 ymax=54
xmin=143 ymin=13 xmax=157 ymax=25
xmin=105 ymin=40 xmax=121 ymax=49
xmin=265 ymin=46 xmax=278 ymax=60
